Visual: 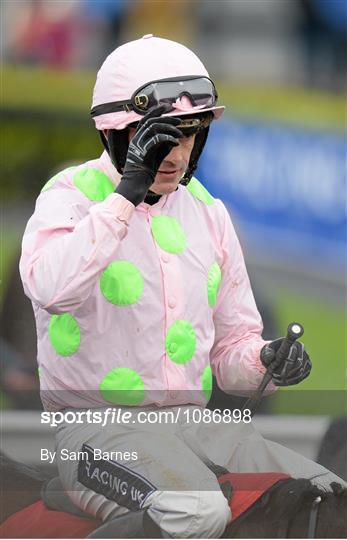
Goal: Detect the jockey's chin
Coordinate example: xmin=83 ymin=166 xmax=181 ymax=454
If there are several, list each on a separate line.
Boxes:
xmin=150 ymin=169 xmax=185 ymax=195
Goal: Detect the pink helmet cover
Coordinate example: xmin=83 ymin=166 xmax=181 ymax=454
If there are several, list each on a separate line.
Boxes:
xmin=92 ymin=34 xmax=225 ymax=130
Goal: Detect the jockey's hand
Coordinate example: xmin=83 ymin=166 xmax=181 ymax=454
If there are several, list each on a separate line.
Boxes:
xmin=260 ymin=338 xmax=312 ymax=386
xmin=115 ymin=105 xmax=183 ymax=206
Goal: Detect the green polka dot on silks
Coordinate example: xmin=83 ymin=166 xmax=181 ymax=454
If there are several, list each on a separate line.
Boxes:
xmin=207 ymin=262 xmax=222 ymax=307
xmin=151 ymin=215 xmax=186 ymax=254
xmin=48 ymin=313 xmax=81 ymax=356
xmin=201 ymin=365 xmax=213 ymax=401
xmin=166 ymin=320 xmax=196 ymax=364
xmin=187 ymin=177 xmax=215 ymax=205
xmin=100 ymin=261 xmax=144 ymax=305
xmin=99 ymin=367 xmax=145 ymax=406
xmin=73 ymin=168 xmax=114 ymax=201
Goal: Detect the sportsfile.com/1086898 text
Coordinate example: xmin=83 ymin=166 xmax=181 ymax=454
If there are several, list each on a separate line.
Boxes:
xmin=41 ymin=408 xmax=252 ymax=427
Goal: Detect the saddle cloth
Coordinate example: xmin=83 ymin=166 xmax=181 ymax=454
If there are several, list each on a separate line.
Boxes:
xmin=0 ymin=472 xmax=290 ymax=538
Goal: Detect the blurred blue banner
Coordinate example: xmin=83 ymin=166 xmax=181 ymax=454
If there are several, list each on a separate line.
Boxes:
xmin=197 ymin=118 xmax=346 ymax=272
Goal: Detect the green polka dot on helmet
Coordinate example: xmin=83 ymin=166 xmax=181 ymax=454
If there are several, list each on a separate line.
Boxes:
xmin=151 ymin=215 xmax=186 ymax=254
xmin=73 ymin=168 xmax=114 ymax=201
xmin=99 ymin=367 xmax=145 ymax=405
xmin=100 ymin=261 xmax=144 ymax=305
xmin=48 ymin=313 xmax=81 ymax=356
xmin=187 ymin=177 xmax=215 ymax=205
xmin=201 ymin=365 xmax=212 ymax=401
xmin=207 ymin=262 xmax=222 ymax=307
xmin=166 ymin=320 xmax=196 ymax=364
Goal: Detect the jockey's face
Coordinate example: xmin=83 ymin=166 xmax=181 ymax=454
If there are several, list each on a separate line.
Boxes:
xmin=127 ymin=127 xmax=196 ymax=195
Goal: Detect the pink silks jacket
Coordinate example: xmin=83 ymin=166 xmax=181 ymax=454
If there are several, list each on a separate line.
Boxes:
xmin=20 ymin=151 xmax=275 ymax=411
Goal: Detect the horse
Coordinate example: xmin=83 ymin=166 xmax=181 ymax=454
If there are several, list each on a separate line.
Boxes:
xmin=223 ymin=477 xmax=347 ymax=538
xmin=1 ymin=452 xmax=346 ymax=538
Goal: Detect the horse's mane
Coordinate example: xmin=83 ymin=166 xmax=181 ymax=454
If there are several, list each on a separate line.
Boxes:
xmin=0 ymin=451 xmax=52 ymax=523
xmin=225 ymin=478 xmax=347 ymax=538
xmin=0 ymin=451 xmax=50 ymax=489
xmin=259 ymin=478 xmax=328 ymax=520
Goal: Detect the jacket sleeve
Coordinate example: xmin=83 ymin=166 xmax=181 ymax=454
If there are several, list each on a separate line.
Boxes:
xmin=19 ymin=187 xmax=135 ymax=314
xmin=210 ymin=201 xmax=276 ymax=396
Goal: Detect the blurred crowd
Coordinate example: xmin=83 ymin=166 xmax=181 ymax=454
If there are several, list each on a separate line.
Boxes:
xmin=2 ymin=0 xmax=346 ymax=90
xmin=2 ymin=0 xmax=128 ymax=69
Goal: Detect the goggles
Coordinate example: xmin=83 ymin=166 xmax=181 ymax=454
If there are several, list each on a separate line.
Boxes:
xmin=91 ymin=76 xmax=218 ymax=118
xmin=128 ymin=113 xmax=213 ymax=137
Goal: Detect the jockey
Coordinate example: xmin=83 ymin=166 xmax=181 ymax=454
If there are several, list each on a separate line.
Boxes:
xmin=20 ymin=35 xmax=339 ymax=538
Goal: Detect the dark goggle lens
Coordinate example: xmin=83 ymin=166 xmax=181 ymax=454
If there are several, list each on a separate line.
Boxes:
xmin=131 ymin=77 xmax=217 ymax=113
xmin=176 ymin=116 xmax=212 ymax=136
xmin=128 ymin=115 xmax=213 ymax=136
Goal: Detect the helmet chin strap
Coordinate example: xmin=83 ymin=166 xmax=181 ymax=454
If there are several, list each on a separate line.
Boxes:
xmin=99 ymin=128 xmax=129 ymax=175
xmin=180 ymin=126 xmax=210 ymax=185
xmin=99 ymin=130 xmax=109 ymax=152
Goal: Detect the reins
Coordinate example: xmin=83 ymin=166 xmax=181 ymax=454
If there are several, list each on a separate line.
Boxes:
xmin=275 ymin=494 xmax=322 ymax=538
xmin=307 ymin=496 xmax=322 ymax=539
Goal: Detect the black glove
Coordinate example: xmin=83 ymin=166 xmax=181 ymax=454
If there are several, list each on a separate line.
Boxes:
xmin=260 ymin=338 xmax=312 ymax=386
xmin=115 ymin=105 xmax=183 ymax=206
